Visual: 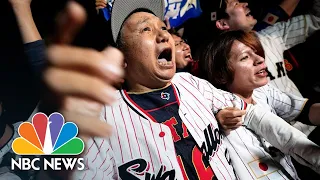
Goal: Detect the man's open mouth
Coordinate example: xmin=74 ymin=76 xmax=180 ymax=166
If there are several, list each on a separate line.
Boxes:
xmin=246 ymin=10 xmax=251 ymax=17
xmin=185 ymin=54 xmax=193 ymax=61
xmin=158 ymin=48 xmax=172 ymax=65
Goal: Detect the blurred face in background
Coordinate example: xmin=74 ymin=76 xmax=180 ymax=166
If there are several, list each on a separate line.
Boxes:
xmin=217 ymin=0 xmax=257 ymax=32
xmin=172 ymin=34 xmax=193 ymax=69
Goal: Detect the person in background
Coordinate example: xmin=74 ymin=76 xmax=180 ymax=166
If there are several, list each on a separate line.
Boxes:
xmin=212 ymin=0 xmax=320 ymax=141
xmin=0 ymin=0 xmax=47 ymax=179
xmin=199 ymin=30 xmax=320 ymax=179
xmin=0 ymin=0 xmax=45 ymax=157
xmin=169 ymin=30 xmax=200 ymax=76
xmin=254 ymin=0 xmax=300 ymax=31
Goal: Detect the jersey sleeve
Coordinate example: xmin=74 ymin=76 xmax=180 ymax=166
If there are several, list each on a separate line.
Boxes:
xmin=258 ymin=84 xmax=308 ymax=122
xmin=188 ymin=74 xmax=247 ymax=113
xmin=258 ymin=14 xmax=320 ymax=51
xmin=243 ymin=104 xmax=320 ymax=173
xmin=23 ymin=40 xmax=46 ymax=79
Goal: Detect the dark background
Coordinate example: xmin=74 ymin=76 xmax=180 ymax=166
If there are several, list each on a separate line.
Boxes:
xmin=0 ymin=0 xmax=319 ymax=179
xmin=0 ymin=0 xmax=318 ymax=124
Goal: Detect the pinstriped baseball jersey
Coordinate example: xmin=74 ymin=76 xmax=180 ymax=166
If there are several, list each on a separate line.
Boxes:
xmin=224 ymin=83 xmax=309 ymax=180
xmin=257 ymin=15 xmax=320 ymax=96
xmin=71 ymin=73 xmax=248 ymax=180
xmin=225 ymin=127 xmax=297 ymax=180
xmin=253 ymin=84 xmax=307 ymax=122
xmin=257 ymin=14 xmax=320 ymax=135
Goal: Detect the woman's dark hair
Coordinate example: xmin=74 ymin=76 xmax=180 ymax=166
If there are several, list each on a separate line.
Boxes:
xmin=198 ymin=30 xmax=264 ymax=90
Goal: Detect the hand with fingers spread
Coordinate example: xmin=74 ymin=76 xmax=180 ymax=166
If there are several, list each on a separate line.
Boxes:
xmin=215 ymin=107 xmax=246 ymax=133
xmin=43 ymin=1 xmax=124 ymax=142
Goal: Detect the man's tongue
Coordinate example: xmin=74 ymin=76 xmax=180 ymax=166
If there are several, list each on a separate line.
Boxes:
xmin=185 ymin=55 xmax=193 ymax=62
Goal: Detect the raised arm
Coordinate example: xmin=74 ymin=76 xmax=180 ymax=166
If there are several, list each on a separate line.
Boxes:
xmin=9 ymin=0 xmax=46 ymax=78
xmin=10 ymin=0 xmax=41 ymax=43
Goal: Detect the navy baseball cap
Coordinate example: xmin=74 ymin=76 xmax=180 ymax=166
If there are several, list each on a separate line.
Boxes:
xmin=111 ymin=0 xmax=165 ymax=43
xmin=211 ymin=0 xmax=228 ymax=21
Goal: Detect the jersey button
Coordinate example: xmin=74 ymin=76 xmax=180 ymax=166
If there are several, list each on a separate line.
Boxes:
xmin=159 ymin=132 xmax=165 ymax=137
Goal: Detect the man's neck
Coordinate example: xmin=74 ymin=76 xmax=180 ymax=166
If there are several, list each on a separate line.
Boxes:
xmin=125 ymin=81 xmax=171 ymax=94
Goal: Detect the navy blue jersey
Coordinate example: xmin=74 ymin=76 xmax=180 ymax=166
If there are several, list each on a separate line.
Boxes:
xmin=128 ymin=84 xmax=216 ymax=180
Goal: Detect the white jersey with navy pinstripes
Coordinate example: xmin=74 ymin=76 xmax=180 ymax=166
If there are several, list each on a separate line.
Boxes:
xmin=256 ymin=14 xmax=320 ymax=135
xmin=224 ymin=83 xmax=308 ymax=180
xmin=71 ymin=73 xmax=249 ymax=180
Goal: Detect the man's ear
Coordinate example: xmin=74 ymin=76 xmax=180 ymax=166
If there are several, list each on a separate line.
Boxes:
xmin=216 ymin=19 xmax=230 ymax=30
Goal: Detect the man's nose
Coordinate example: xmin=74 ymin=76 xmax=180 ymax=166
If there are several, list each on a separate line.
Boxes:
xmin=157 ymin=30 xmax=169 ymax=43
xmin=183 ymin=43 xmax=190 ymax=51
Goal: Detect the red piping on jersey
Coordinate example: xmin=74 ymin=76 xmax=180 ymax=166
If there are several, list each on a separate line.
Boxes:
xmin=287 ymin=50 xmax=300 ymax=69
xmin=242 ymin=101 xmax=247 ymax=110
xmin=146 ymin=101 xmax=178 ymax=113
xmin=122 ymin=84 xmax=180 ymax=122
xmin=123 ymin=90 xmax=157 ymax=122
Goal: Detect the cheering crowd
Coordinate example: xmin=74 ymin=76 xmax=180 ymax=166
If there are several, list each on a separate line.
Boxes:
xmin=1 ymin=0 xmax=320 ymax=179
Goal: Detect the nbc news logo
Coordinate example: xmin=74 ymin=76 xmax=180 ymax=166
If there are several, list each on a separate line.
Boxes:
xmin=11 ymin=112 xmax=85 ymax=171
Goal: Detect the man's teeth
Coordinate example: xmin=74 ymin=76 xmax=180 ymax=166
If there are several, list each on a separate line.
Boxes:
xmin=257 ymin=70 xmax=265 ymax=74
xmin=158 ymin=58 xmax=172 ymax=65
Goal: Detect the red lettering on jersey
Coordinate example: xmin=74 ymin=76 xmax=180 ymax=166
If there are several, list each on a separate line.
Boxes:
xmin=163 ymin=117 xmax=189 ymax=142
xmin=177 ymin=146 xmax=215 ymax=179
xmin=182 ymin=123 xmax=189 ymax=138
xmin=192 ymin=147 xmax=215 ymax=180
xmin=163 ymin=117 xmax=181 ymax=142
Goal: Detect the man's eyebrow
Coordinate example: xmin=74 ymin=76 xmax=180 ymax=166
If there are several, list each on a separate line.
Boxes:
xmin=137 ymin=17 xmax=150 ymax=26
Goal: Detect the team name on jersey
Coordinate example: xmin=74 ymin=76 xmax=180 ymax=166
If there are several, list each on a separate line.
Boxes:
xmin=266 ymin=62 xmax=286 ymax=80
xmin=117 ymin=124 xmax=224 ymax=180
xmin=201 ymin=124 xmax=223 ymax=160
xmin=164 ymin=117 xmax=223 ymax=160
xmin=118 ymin=158 xmax=176 ymax=180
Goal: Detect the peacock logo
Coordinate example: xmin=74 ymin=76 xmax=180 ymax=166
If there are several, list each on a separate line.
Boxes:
xmin=12 ymin=112 xmax=84 ymax=155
